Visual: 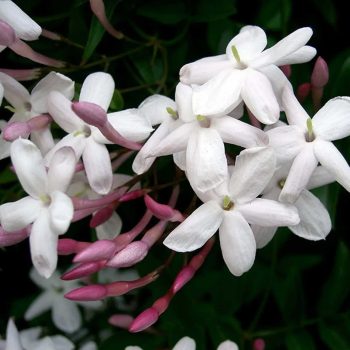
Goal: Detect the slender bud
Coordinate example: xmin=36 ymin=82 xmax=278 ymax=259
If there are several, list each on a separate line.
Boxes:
xmin=72 ymin=101 xmax=108 ymax=128
xmin=57 ymin=238 xmax=90 ymax=255
xmin=144 ymin=195 xmax=184 ymax=222
xmin=109 ymin=314 xmax=134 ymax=329
xmin=90 ymin=205 xmax=114 ymax=228
xmin=0 ymin=20 xmax=16 ymax=46
xmin=2 ymin=122 xmax=31 ymax=141
xmin=171 ymin=266 xmax=195 ymax=294
xmin=253 ymin=338 xmax=266 ymax=350
xmin=311 ymin=56 xmax=329 ymax=88
xmin=61 ymin=261 xmax=106 ymax=280
xmin=0 ymin=68 xmax=41 ymax=81
xmin=118 ymin=189 xmax=146 ymax=202
xmin=297 ymin=83 xmax=311 ymax=102
xmin=65 ymin=285 xmax=106 ymax=301
xmin=129 ymin=308 xmax=159 ymax=333
xmin=0 ymin=227 xmax=29 ymax=247
xmin=280 ymin=65 xmax=291 ymax=78
xmin=73 ymin=240 xmax=117 ymax=263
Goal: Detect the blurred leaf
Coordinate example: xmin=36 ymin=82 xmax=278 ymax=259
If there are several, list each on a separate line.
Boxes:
xmin=192 ymin=0 xmax=236 ymax=22
xmin=286 ymin=330 xmax=316 ymax=350
xmin=109 ymin=89 xmax=124 ymax=110
xmin=279 ymin=254 xmax=322 ymax=272
xmin=311 ymin=0 xmax=337 ymax=26
xmin=328 ymin=49 xmax=350 ymax=97
xmin=256 ymin=0 xmax=291 ymax=31
xmin=132 ymin=55 xmax=164 ymax=84
xmin=319 ymin=321 xmax=350 ymax=350
xmin=0 ymin=168 xmax=17 ymax=185
xmin=207 ymin=19 xmax=239 ymax=53
xmin=318 ymin=242 xmax=350 ymax=315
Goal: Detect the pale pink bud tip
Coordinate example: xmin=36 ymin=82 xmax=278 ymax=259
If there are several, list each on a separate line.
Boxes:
xmin=118 ymin=189 xmax=146 ymax=202
xmin=109 ymin=314 xmax=134 ymax=329
xmin=129 ymin=308 xmax=159 ymax=333
xmin=2 ymin=122 xmax=30 ymax=141
xmin=72 ymin=101 xmax=107 ymax=128
xmin=61 ymin=261 xmax=103 ymax=280
xmin=311 ymin=56 xmax=329 ymax=88
xmin=253 ymin=338 xmax=266 ymax=350
xmin=280 ymin=65 xmax=291 ymax=78
xmin=297 ymin=83 xmax=311 ymax=102
xmin=57 ymin=238 xmax=79 ymax=255
xmin=73 ymin=240 xmax=116 ymax=263
xmin=0 ymin=20 xmax=16 ymax=46
xmin=144 ymin=195 xmax=184 ymax=222
xmin=172 ymin=266 xmax=195 ymax=293
xmin=65 ymin=285 xmax=106 ymax=301
xmin=107 ymin=241 xmax=148 ymax=268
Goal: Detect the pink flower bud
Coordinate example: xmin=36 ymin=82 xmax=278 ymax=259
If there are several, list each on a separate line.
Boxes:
xmin=0 ymin=68 xmax=41 ymax=81
xmin=65 ymin=284 xmax=106 ymax=301
xmin=107 ymin=241 xmax=149 ymax=267
xmin=57 ymin=238 xmax=84 ymax=255
xmin=171 ymin=266 xmax=195 ymax=293
xmin=0 ymin=227 xmax=29 ymax=247
xmin=61 ymin=261 xmax=105 ymax=280
xmin=118 ymin=189 xmax=145 ymax=202
xmin=2 ymin=122 xmax=31 ymax=141
xmin=72 ymin=101 xmax=108 ymax=128
xmin=73 ymin=240 xmax=117 ymax=263
xmin=108 ymin=314 xmax=134 ymax=329
xmin=129 ymin=307 xmax=159 ymax=333
xmin=0 ymin=20 xmax=16 ymax=46
xmin=144 ymin=195 xmax=184 ymax=222
xmin=280 ymin=65 xmax=291 ymax=78
xmin=253 ymin=338 xmax=265 ymax=350
xmin=90 ymin=205 xmax=114 ymax=228
xmin=297 ymin=83 xmax=311 ymax=102
xmin=311 ymin=56 xmax=329 ymax=88
xmin=41 ymin=29 xmax=61 ymax=41
xmin=152 ymin=293 xmax=171 ymax=314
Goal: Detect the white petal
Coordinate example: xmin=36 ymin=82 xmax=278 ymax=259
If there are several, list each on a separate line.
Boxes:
xmin=125 ymin=347 xmax=143 ymax=350
xmin=0 ymin=196 xmax=41 ymax=231
xmin=212 ymin=116 xmax=268 ymax=148
xmin=173 ymin=151 xmax=187 ymax=171
xmin=52 ymin=296 xmax=81 ymax=333
xmin=251 ymin=27 xmax=313 ymax=68
xmin=19 ymin=327 xmax=42 ymax=348
xmin=24 ymin=291 xmax=53 ymax=320
xmin=192 ymin=69 xmax=245 ymax=117
xmin=251 ymin=225 xmax=278 ymax=249
xmin=0 ymin=1 xmax=41 ymax=40
xmin=180 ymin=54 xmax=232 ymax=85
xmin=173 ymin=337 xmax=196 ymax=350
xmin=48 ymin=147 xmax=76 ymax=193
xmin=163 ymin=201 xmax=223 ymax=252
xmin=217 ymin=340 xmax=239 ymax=350
xmin=138 ymin=94 xmax=176 ymax=125
xmin=307 ymin=166 xmax=335 ymax=190
xmin=241 ymin=68 xmax=280 ymax=124
xmin=290 ymin=190 xmax=331 ymax=240
xmin=83 ymin=138 xmax=112 ymax=194
xmin=226 ymin=26 xmax=267 ymax=63
xmin=47 ymin=91 xmax=85 ymax=133
xmin=279 ymin=143 xmax=318 ymax=203
xmin=313 ymin=97 xmax=350 ymax=141
xmin=49 ymin=335 xmax=74 ymax=350
xmin=79 ymin=72 xmax=114 ymax=111
xmin=314 ymin=139 xmax=350 ymax=192
xmin=80 ymin=341 xmax=97 ymax=350
xmin=48 ymin=191 xmax=73 ymax=235
xmin=219 ymin=210 xmax=256 ymax=276
xmin=175 ymin=82 xmax=195 ymax=122
xmin=5 ymin=319 xmax=22 ymax=350
xmin=31 ymin=338 xmax=56 ymax=350
xmin=282 ymin=86 xmax=310 ymax=127
xmin=229 ymin=147 xmax=276 ymax=203
xmin=274 ymin=46 xmax=316 ymax=65
xmin=30 ymin=210 xmax=58 ymax=278
xmin=31 ymin=72 xmax=75 ymax=113
xmin=187 ymin=127 xmax=227 ymax=192
xmin=238 ymin=198 xmax=300 ymax=226
xmin=0 ymin=136 xmax=11 ymax=160
xmin=96 ymin=212 xmax=122 ymax=240
xmin=106 ymin=109 xmax=153 ymax=142
xmin=30 ymin=128 xmax=55 ymax=156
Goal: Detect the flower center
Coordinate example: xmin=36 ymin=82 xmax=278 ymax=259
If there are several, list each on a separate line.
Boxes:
xmin=196 ymin=115 xmax=210 ymax=128
xmin=278 ymin=179 xmax=285 ymax=189
xmin=305 ymin=117 xmax=315 ymax=142
xmin=73 ymin=125 xmax=91 ymax=137
xmin=40 ymin=194 xmax=51 ymax=205
xmin=231 ymin=45 xmax=247 ymax=69
xmin=166 ymin=106 xmax=178 ymax=120
xmin=223 ymin=195 xmax=234 ymax=210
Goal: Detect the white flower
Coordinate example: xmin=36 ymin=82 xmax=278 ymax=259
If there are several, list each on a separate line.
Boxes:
xmin=0 ymin=139 xmax=76 ymax=278
xmin=181 ymin=26 xmax=316 ymax=124
xmin=164 ymin=147 xmax=299 ymax=276
xmin=267 ymin=87 xmax=350 ymax=203
xmin=25 ymin=269 xmax=102 ymax=334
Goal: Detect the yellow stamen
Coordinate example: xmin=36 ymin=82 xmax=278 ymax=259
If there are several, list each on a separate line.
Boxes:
xmin=231 ymin=45 xmax=241 ymax=64
xmin=166 ymin=107 xmax=178 ymax=119
xmin=223 ymin=195 xmax=234 ymax=210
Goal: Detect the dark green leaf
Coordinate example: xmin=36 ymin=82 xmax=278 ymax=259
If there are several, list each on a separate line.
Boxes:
xmin=311 ymin=0 xmax=337 ymax=26
xmin=319 ymin=321 xmax=350 ymax=350
xmin=109 ymin=89 xmax=124 ymax=111
xmin=192 ymin=0 xmax=236 ymax=22
xmin=256 ymin=0 xmax=291 ymax=31
xmin=286 ymin=330 xmax=316 ymax=350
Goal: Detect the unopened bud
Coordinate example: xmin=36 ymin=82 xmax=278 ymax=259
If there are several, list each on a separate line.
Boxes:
xmin=297 ymin=83 xmax=311 ymax=102
xmin=65 ymin=285 xmax=106 ymax=301
xmin=0 ymin=20 xmax=16 ymax=46
xmin=108 ymin=314 xmax=134 ymax=329
xmin=72 ymin=101 xmax=107 ymax=128
xmin=144 ymin=195 xmax=184 ymax=222
xmin=311 ymin=56 xmax=329 ymax=88
xmin=129 ymin=307 xmax=159 ymax=333
xmin=73 ymin=240 xmax=117 ymax=263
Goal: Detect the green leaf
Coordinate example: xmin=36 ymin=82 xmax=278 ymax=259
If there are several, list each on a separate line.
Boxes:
xmin=109 ymin=89 xmax=124 ymax=111
xmin=311 ymin=0 xmax=337 ymax=26
xmin=329 ymin=50 xmax=350 ymax=97
xmin=192 ymin=0 xmax=236 ymax=22
xmin=207 ymin=19 xmax=239 ymax=53
xmin=319 ymin=321 xmax=350 ymax=350
xmin=256 ymin=0 xmax=291 ymax=31
xmin=286 ymin=331 xmax=316 ymax=350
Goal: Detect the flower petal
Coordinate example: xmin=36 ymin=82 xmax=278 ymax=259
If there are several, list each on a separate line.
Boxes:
xmin=307 ymin=166 xmax=335 ymax=190
xmin=217 ymin=340 xmax=239 ymax=350
xmin=274 ymin=46 xmax=316 ymax=65
xmin=173 ymin=337 xmax=196 ymax=350
xmin=83 ymin=138 xmax=112 ymax=195
xmin=96 ymin=212 xmax=122 ymax=240
xmin=251 ymin=225 xmax=278 ymax=249
xmin=52 ymin=296 xmax=81 ymax=333
xmin=175 ymin=82 xmax=195 ymax=122
xmin=0 ymin=196 xmax=41 ymax=231
xmin=11 ymin=138 xmax=47 ymax=198
xmin=290 ymin=190 xmax=331 ymax=240
xmin=229 ymin=147 xmax=276 ymax=203
xmin=79 ymin=72 xmax=114 ymax=111
xmin=219 ymin=210 xmax=256 ymax=276
xmin=313 ymin=139 xmax=350 ymax=192
xmin=48 ymin=335 xmax=75 ymax=350
xmin=5 ymin=319 xmax=22 ymax=350
xmin=48 ymin=191 xmax=73 ymax=235
xmin=186 ymin=127 xmax=227 ymax=192
xmin=163 ymin=201 xmax=223 ymax=252
xmin=24 ymin=291 xmax=53 ymax=320
xmin=313 ymin=97 xmax=350 ymax=141
xmin=238 ymin=198 xmax=300 ymax=226
xmin=30 ymin=128 xmax=55 ymax=156
xmin=173 ymin=151 xmax=186 ymax=171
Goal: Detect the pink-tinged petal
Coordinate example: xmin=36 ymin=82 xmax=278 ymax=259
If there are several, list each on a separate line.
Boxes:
xmin=212 ymin=116 xmax=268 ymax=148
xmin=96 ymin=212 xmax=122 ymax=240
xmin=226 ymin=26 xmax=267 ymax=63
xmin=307 ymin=166 xmax=335 ymax=190
xmin=175 ymin=82 xmax=195 ymax=122
xmin=274 ymin=46 xmax=316 ymax=66
xmin=173 ymin=337 xmax=196 ymax=350
xmin=173 ymin=151 xmax=186 ymax=171
xmin=31 ymin=72 xmax=74 ymax=113
xmin=251 ymin=225 xmax=278 ymax=249
xmin=0 ymin=1 xmax=42 ymax=40
xmin=52 ymin=296 xmax=81 ymax=333
xmin=24 ymin=290 xmax=53 ymax=320
xmin=241 ymin=68 xmax=280 ymax=124
xmin=267 ymin=125 xmax=305 ymax=164
xmin=0 ymin=19 xmax=16 ymax=46
xmin=0 ymin=71 xmax=30 ymax=110
xmin=106 ymin=109 xmax=153 ymax=142
xmin=217 ymin=340 xmax=239 ymax=350
xmin=229 ymin=147 xmax=276 ymax=203
xmin=47 ymin=91 xmax=85 ymax=133
xmin=0 ymin=196 xmax=41 ymax=231
xmin=314 ymin=139 xmax=350 ymax=192
xmin=11 ymin=138 xmax=47 ymax=198
xmin=219 ymin=210 xmax=256 ymax=276
xmin=290 ymin=190 xmax=331 ymax=240
xmin=163 ymin=201 xmax=223 ymax=252
xmin=313 ymin=97 xmax=350 ymax=141
xmin=251 ymin=27 xmax=313 ymax=68
xmin=138 ymin=94 xmax=176 ymax=126
xmin=48 ymin=147 xmax=76 ymax=193
xmin=186 ymin=127 xmax=227 ymax=192
xmin=279 ymin=143 xmax=318 ymax=203
xmin=30 ymin=210 xmax=58 ymax=278
xmin=83 ymin=138 xmax=112 ymax=194
xmin=5 ymin=319 xmax=22 ymax=350
xmin=48 ymin=191 xmax=73 ymax=235
xmin=180 ymin=55 xmax=232 ymax=85
xmin=150 ymin=122 xmax=195 ymax=156
xmin=238 ymin=198 xmax=300 ymax=226
xmin=79 ymin=72 xmax=114 ymax=111
xmin=282 ymin=86 xmax=310 ymax=127
xmin=192 ymin=69 xmax=245 ymax=117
